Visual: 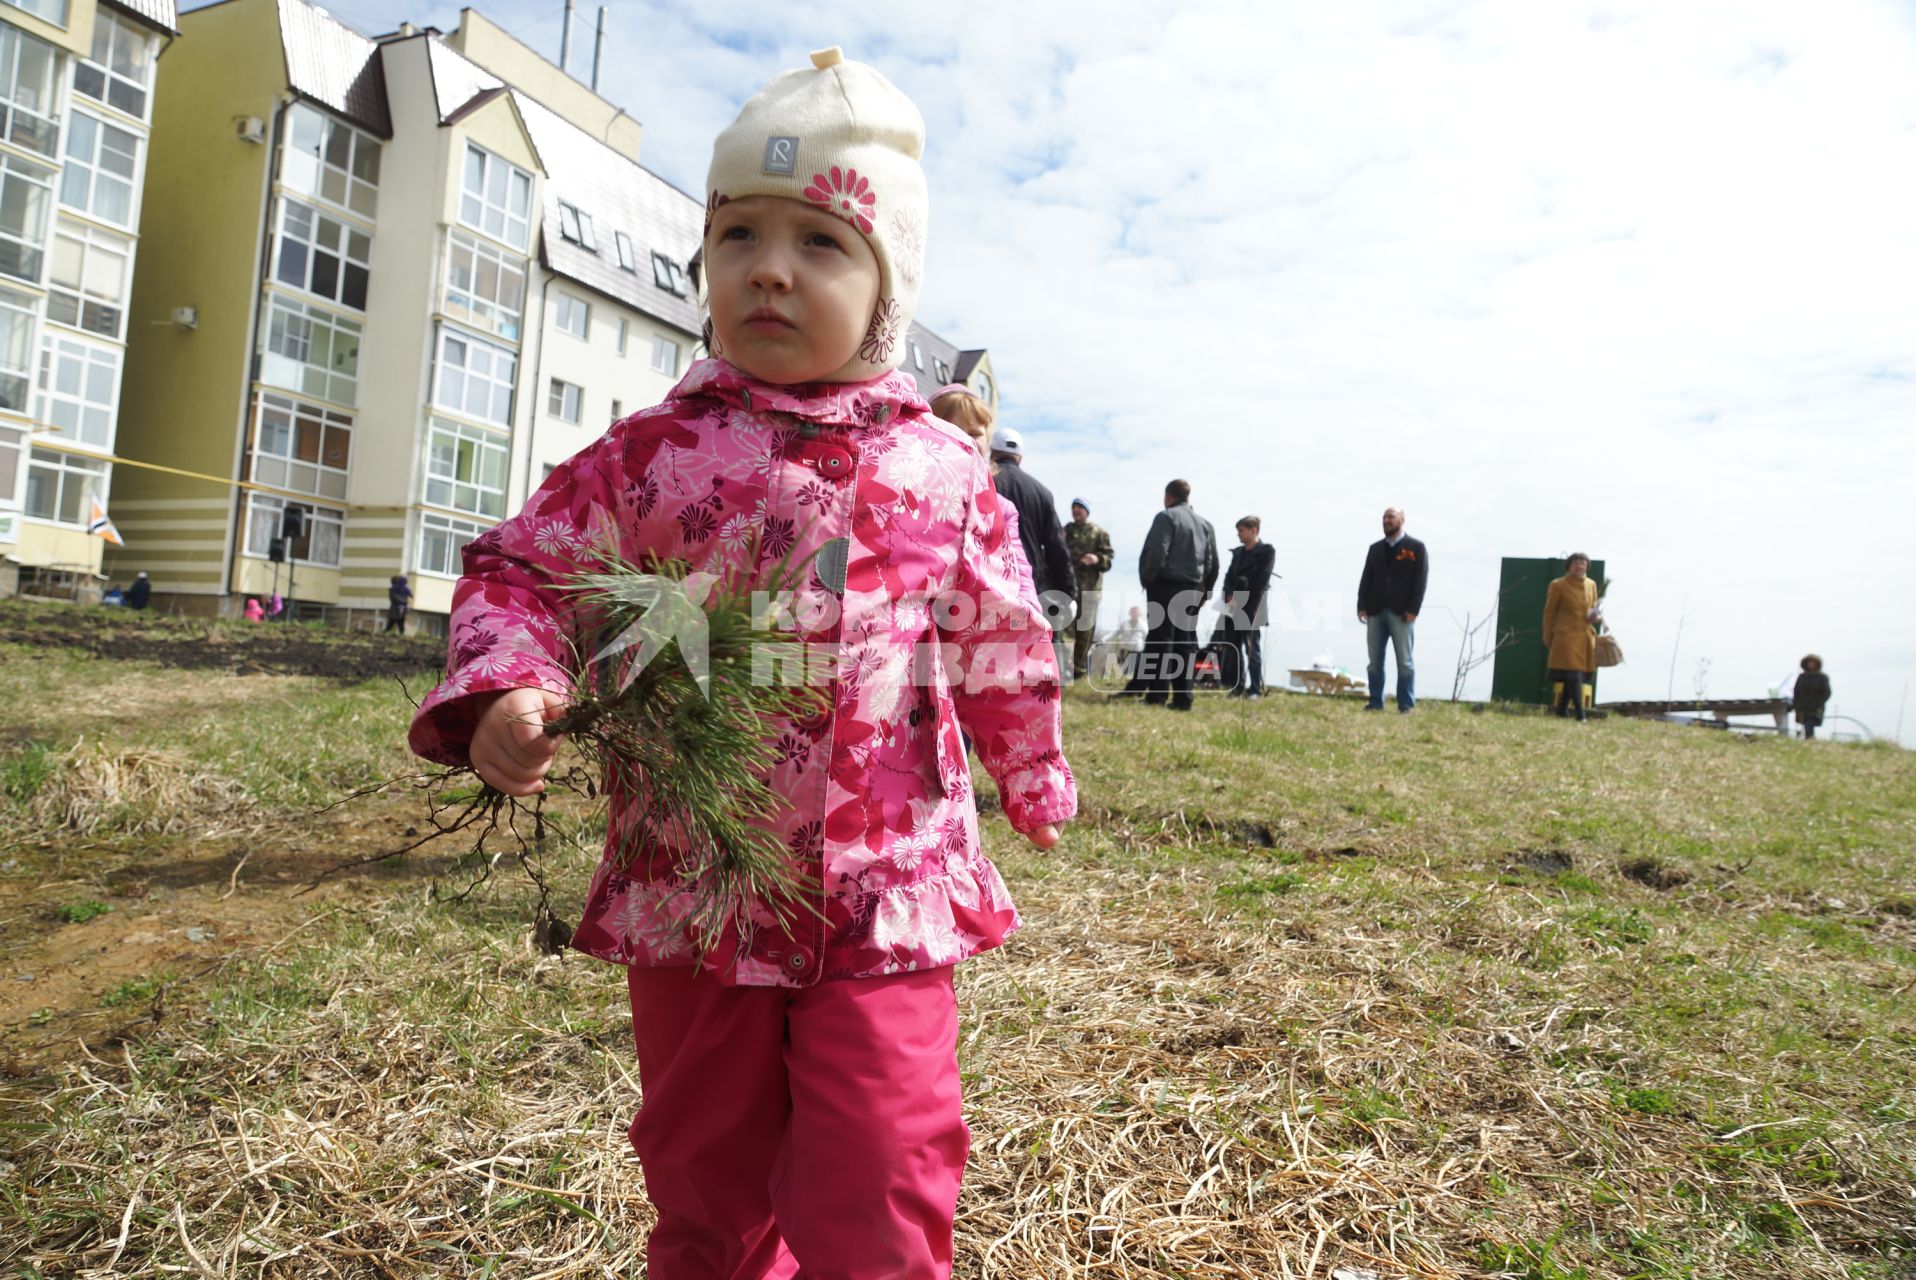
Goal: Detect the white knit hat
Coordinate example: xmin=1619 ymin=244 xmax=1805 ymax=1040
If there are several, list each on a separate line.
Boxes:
xmin=706 ymin=47 xmax=928 ymax=382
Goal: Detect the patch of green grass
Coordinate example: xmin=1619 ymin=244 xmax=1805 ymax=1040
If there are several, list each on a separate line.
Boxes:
xmin=55 ymin=899 xmax=112 ymax=924
xmin=2 ymin=740 xmax=56 ymax=805
xmin=1218 ymin=872 xmax=1305 ymax=901
xmin=1571 ymin=906 xmax=1654 ymax=948
xmin=1614 ymin=1084 xmax=1680 ymax=1115
xmin=1343 ymin=1084 xmax=1405 ymax=1125
xmin=103 ymin=974 xmax=169 ymax=1007
xmin=1477 ymin=1237 xmax=1590 ymax=1279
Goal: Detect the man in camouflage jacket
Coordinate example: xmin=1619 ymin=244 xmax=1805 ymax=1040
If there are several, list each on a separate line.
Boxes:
xmin=1064 ymin=499 xmax=1114 ymax=679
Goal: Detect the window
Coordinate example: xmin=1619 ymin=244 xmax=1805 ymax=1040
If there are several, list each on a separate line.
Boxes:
xmin=46 ymin=223 xmax=129 ymax=339
xmin=933 ymin=358 xmax=950 ymax=384
xmin=0 ymin=424 xmax=21 ymax=505
xmin=25 ymin=447 xmax=105 ymax=526
xmin=0 ymin=286 xmax=33 ymax=412
xmin=557 ymin=200 xmax=597 ymax=251
xmin=614 ymin=231 xmax=636 ymax=272
xmin=274 ymin=198 xmax=370 ymax=310
xmin=0 ymin=0 xmax=69 ymax=29
xmin=73 ymin=11 xmax=152 ymax=120
xmin=418 ymin=510 xmax=488 ymax=578
xmin=59 ymin=112 xmax=138 ymax=226
xmin=910 ymin=341 xmax=922 ymax=371
xmin=244 ymin=492 xmax=342 ymax=566
xmin=650 ymin=251 xmax=684 ymax=295
xmin=616 ymin=316 xmax=627 ymax=356
xmin=443 ymin=230 xmax=524 ymax=342
xmin=974 ymin=372 xmax=994 ymax=405
xmin=610 ymin=399 xmax=622 ymax=419
xmin=34 ymin=334 xmax=117 ymax=448
xmin=281 ymin=103 xmax=379 ymax=218
xmin=547 ymin=378 xmax=581 ymax=424
xmin=423 ymin=418 xmax=507 ymax=517
xmin=650 ymin=334 xmax=679 ymax=378
xmin=261 ymin=296 xmax=360 ymax=406
xmin=433 ymin=328 xmax=515 ymax=426
xmin=554 ymin=291 xmax=588 ymax=339
xmin=0 ymin=25 xmax=59 ymax=157
xmin=459 ymin=143 xmax=532 ymax=251
xmin=0 ymin=151 xmax=54 ymax=284
xmin=250 ymin=391 xmax=350 ymax=500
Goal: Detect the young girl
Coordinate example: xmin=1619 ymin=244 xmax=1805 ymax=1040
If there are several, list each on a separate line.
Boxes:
xmin=408 ymin=48 xmax=1074 ymax=1279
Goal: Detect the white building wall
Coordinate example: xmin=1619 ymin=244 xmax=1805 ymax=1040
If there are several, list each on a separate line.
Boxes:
xmin=527 ymin=276 xmax=693 ymax=482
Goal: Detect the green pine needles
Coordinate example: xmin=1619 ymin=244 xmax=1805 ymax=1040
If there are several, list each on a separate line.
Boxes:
xmin=327 ymin=545 xmax=829 ymax=966
xmin=545 ymin=547 xmax=828 ymax=963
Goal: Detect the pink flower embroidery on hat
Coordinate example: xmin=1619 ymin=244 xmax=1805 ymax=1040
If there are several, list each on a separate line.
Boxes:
xmin=804 ymin=166 xmax=876 ymax=234
xmin=859 ymin=298 xmax=901 ymax=364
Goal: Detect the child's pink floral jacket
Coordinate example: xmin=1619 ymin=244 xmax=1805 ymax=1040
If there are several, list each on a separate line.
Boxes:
xmin=409 ymin=359 xmax=1075 ymax=987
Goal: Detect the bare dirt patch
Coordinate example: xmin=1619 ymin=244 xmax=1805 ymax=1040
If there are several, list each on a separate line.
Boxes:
xmin=0 ymin=601 xmax=444 ymax=682
xmin=0 ymin=797 xmax=450 ymax=1077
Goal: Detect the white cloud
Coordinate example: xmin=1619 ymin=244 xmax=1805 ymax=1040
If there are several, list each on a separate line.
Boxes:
xmin=303 ymin=0 xmax=1916 ymax=740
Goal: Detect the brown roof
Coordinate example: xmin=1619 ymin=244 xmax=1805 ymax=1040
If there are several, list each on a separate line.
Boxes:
xmin=277 ymin=0 xmax=392 ymax=137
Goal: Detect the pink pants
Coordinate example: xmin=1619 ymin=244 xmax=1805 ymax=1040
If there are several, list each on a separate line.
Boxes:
xmin=625 ymin=965 xmax=970 ymax=1280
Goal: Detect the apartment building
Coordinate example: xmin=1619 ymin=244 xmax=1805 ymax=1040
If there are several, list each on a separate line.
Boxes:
xmin=0 ymin=0 xmax=177 ymax=594
xmin=110 ymin=0 xmax=701 ymax=628
xmin=901 ymin=321 xmax=998 ymax=413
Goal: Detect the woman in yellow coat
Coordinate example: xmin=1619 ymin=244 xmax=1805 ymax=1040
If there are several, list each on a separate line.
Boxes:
xmin=1543 ymin=553 xmax=1600 ymax=721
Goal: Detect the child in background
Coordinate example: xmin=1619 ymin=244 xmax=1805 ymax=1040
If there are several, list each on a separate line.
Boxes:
xmin=409 ymin=48 xmax=1073 ymax=1278
xmin=931 ymin=382 xmax=1036 ymax=598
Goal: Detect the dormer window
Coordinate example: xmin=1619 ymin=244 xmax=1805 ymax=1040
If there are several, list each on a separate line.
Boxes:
xmin=557 ymin=200 xmax=597 ymax=252
xmin=651 ymin=251 xmax=685 ymax=296
xmin=614 ymin=231 xmax=636 ymax=272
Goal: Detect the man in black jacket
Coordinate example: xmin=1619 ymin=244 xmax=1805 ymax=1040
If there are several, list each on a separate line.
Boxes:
xmin=1134 ymin=478 xmax=1218 ymax=710
xmin=988 ymin=426 xmax=1076 ymax=671
xmin=1214 ymin=516 xmax=1276 ymax=698
xmin=1356 ymin=506 xmax=1428 ymax=712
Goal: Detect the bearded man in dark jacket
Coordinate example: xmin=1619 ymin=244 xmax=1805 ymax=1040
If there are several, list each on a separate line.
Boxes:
xmin=1356 ymin=506 xmax=1429 ymax=712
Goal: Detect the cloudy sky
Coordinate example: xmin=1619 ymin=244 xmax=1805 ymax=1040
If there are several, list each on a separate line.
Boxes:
xmin=275 ymin=0 xmax=1915 ymax=741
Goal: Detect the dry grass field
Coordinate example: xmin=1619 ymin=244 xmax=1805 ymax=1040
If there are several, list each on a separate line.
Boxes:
xmin=1 ymin=599 xmax=1912 ymax=1278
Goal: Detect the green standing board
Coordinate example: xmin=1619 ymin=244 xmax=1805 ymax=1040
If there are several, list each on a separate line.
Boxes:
xmin=1490 ymin=556 xmax=1606 ymax=706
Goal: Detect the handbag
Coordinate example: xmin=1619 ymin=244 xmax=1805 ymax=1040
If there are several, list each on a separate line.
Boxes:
xmin=1595 ymin=631 xmax=1624 ymax=668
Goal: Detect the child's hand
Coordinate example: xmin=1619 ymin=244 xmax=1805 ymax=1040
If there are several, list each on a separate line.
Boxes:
xmin=1026 ymin=823 xmax=1062 ymax=850
xmin=471 ymin=687 xmax=566 ymax=796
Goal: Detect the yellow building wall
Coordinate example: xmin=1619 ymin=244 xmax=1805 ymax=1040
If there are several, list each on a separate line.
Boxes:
xmin=234 ymin=555 xmax=336 ymax=602
xmin=967 ymin=352 xmax=1000 ymax=412
xmin=16 ymin=522 xmax=106 ymax=574
xmin=445 ymin=10 xmax=641 ymax=164
xmin=338 ymin=506 xmax=406 ymax=608
xmin=111 ymin=0 xmax=286 ymax=595
xmin=3 ymin=0 xmax=100 ymax=60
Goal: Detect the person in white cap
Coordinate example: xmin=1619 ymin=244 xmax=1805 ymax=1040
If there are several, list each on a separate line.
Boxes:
xmin=986 ymin=424 xmax=1075 ymax=617
xmin=412 ymin=47 xmax=1074 ymax=1280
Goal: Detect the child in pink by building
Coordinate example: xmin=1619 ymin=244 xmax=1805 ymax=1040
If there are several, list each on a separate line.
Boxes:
xmin=408 ymin=47 xmax=1074 ymax=1279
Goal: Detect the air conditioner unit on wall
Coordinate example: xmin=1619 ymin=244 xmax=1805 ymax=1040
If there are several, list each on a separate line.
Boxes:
xmin=235 ymin=116 xmax=266 ymax=144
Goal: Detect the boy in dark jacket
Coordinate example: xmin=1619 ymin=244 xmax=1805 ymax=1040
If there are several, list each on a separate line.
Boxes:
xmin=1356 ymin=507 xmax=1428 ymax=712
xmin=1215 ymin=516 xmax=1276 ymax=697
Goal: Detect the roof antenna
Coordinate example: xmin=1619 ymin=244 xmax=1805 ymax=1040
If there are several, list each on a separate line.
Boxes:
xmin=591 ymin=7 xmax=606 ymax=91
xmin=559 ymin=0 xmax=575 ymax=76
